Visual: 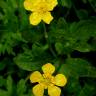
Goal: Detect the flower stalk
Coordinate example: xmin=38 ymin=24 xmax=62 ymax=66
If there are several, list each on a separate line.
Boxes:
xmin=43 ymin=23 xmax=57 ymax=58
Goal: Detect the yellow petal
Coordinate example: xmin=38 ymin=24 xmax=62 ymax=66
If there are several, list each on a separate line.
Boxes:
xmin=48 ymin=86 xmax=61 ymax=96
xmin=55 ymin=74 xmax=67 ymax=87
xmin=29 ymin=12 xmax=42 ymax=25
xmin=42 ymin=12 xmax=53 ymax=24
xmin=30 ymin=71 xmax=43 ymax=83
xmin=24 ymin=0 xmax=41 ymax=11
xmin=33 ymin=84 xmax=44 ymax=96
xmin=24 ymin=0 xmax=34 ymax=11
xmin=42 ymin=63 xmax=55 ymax=74
xmin=46 ymin=0 xmax=58 ymax=11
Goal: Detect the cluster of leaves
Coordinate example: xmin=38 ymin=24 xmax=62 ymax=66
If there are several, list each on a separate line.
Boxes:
xmin=0 ymin=0 xmax=96 ymax=96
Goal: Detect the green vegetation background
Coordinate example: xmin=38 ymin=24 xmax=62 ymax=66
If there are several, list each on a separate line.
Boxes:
xmin=0 ymin=0 xmax=96 ymax=96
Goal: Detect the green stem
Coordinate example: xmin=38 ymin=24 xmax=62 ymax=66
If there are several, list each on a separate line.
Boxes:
xmin=42 ymin=23 xmax=57 ymax=58
xmin=25 ymin=74 xmax=30 ymax=82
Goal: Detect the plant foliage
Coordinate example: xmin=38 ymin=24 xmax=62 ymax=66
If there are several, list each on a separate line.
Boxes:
xmin=0 ymin=0 xmax=96 ymax=96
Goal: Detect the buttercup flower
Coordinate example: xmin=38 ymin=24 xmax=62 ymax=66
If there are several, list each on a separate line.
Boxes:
xmin=24 ymin=0 xmax=58 ymax=25
xmin=30 ymin=63 xmax=67 ymax=96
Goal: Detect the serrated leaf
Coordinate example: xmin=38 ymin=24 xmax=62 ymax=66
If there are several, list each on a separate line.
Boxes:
xmin=70 ymin=19 xmax=96 ymax=40
xmin=14 ymin=51 xmax=41 ymax=71
xmin=14 ymin=45 xmax=52 ymax=71
xmin=49 ymin=18 xmax=69 ymax=43
xmin=0 ymin=32 xmax=26 ymax=54
xmin=69 ymin=19 xmax=96 ymax=52
xmin=59 ymin=58 xmax=96 ymax=78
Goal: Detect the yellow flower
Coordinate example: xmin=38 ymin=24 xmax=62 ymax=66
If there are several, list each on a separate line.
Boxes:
xmin=30 ymin=63 xmax=67 ymax=96
xmin=24 ymin=0 xmax=58 ymax=25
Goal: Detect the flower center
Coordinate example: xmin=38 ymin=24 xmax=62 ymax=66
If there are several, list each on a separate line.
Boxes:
xmin=36 ymin=2 xmax=48 ymax=14
xmin=40 ymin=73 xmax=55 ymax=89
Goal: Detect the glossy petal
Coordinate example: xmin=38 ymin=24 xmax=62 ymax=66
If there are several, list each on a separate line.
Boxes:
xmin=46 ymin=0 xmax=58 ymax=11
xmin=24 ymin=0 xmax=34 ymax=11
xmin=24 ymin=0 xmax=41 ymax=11
xmin=42 ymin=12 xmax=53 ymax=24
xmin=30 ymin=71 xmax=43 ymax=83
xmin=48 ymin=85 xmax=61 ymax=96
xmin=55 ymin=74 xmax=67 ymax=87
xmin=29 ymin=12 xmax=42 ymax=25
xmin=33 ymin=84 xmax=44 ymax=96
xmin=42 ymin=63 xmax=55 ymax=74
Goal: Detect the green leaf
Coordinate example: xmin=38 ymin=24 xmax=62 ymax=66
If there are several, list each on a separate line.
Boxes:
xmin=78 ymin=84 xmax=95 ymax=96
xmin=66 ymin=77 xmax=81 ymax=95
xmin=18 ymin=0 xmax=29 ymax=29
xmin=0 ymin=32 xmax=26 ymax=54
xmin=7 ymin=76 xmax=13 ymax=96
xmin=0 ymin=60 xmax=6 ymax=71
xmin=55 ymin=42 xmax=63 ymax=54
xmin=50 ymin=18 xmax=96 ymax=53
xmin=0 ymin=76 xmax=6 ymax=87
xmin=22 ymin=27 xmax=43 ymax=43
xmin=76 ymin=9 xmax=88 ymax=20
xmin=14 ymin=44 xmax=52 ymax=71
xmin=70 ymin=19 xmax=96 ymax=40
xmin=49 ymin=18 xmax=69 ymax=43
xmin=70 ymin=19 xmax=96 ymax=52
xmin=61 ymin=0 xmax=72 ymax=8
xmin=14 ymin=50 xmax=41 ymax=71
xmin=55 ymin=42 xmax=73 ymax=54
xmin=0 ymin=89 xmax=8 ymax=96
xmin=74 ymin=42 xmax=92 ymax=52
xmin=59 ymin=58 xmax=96 ymax=78
xmin=17 ymin=79 xmax=26 ymax=96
